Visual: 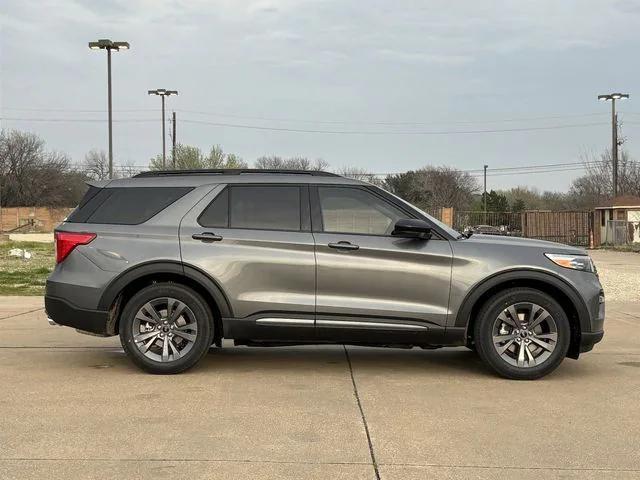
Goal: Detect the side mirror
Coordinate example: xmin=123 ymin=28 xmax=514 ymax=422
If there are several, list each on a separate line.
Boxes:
xmin=392 ymin=219 xmax=432 ymax=240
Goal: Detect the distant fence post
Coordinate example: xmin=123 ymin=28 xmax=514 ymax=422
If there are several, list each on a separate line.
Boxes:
xmin=441 ymin=207 xmax=454 ymax=227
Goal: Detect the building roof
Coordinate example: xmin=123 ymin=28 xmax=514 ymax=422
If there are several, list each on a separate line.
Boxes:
xmin=595 ymin=195 xmax=640 ymax=209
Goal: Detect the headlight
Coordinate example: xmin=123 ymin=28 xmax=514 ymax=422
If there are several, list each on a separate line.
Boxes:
xmin=545 ymin=253 xmax=595 ymax=273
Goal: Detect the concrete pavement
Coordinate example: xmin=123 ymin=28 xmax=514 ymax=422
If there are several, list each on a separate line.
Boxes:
xmin=0 ymin=296 xmax=638 ymax=479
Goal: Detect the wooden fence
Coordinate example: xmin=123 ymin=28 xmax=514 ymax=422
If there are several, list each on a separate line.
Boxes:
xmin=0 ymin=207 xmax=73 ymax=233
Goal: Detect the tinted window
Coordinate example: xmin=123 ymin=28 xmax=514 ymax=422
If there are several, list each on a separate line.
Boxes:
xmin=318 ymin=187 xmax=405 ymax=235
xmin=67 ymin=187 xmax=192 ymax=225
xmin=231 ymin=186 xmax=301 ymax=231
xmin=198 ymin=188 xmax=229 ymax=228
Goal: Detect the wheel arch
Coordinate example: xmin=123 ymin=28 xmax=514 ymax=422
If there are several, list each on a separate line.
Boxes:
xmin=98 ymin=260 xmax=232 ymax=338
xmin=455 ymin=269 xmax=588 ymax=359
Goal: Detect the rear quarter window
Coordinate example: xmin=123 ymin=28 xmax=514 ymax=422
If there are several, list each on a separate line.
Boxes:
xmin=67 ymin=187 xmax=192 ymax=225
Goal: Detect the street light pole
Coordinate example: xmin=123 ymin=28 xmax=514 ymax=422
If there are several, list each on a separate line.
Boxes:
xmin=172 ymin=111 xmax=177 ymax=168
xmin=89 ymin=39 xmax=130 ymax=179
xmin=148 ymin=89 xmax=178 ymax=169
xmin=598 ymin=93 xmax=630 ymax=197
xmin=483 ymin=164 xmax=488 ymax=213
xmin=107 ymin=48 xmax=113 ymax=178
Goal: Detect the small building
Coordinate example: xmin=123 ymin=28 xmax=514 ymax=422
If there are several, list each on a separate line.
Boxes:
xmin=595 ymin=195 xmax=640 ymax=245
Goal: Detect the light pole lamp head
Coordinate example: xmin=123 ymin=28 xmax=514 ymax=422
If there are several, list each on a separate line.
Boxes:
xmin=148 ymin=89 xmax=178 ymax=97
xmin=598 ymin=93 xmax=630 ymax=101
xmin=89 ymin=39 xmax=130 ymax=51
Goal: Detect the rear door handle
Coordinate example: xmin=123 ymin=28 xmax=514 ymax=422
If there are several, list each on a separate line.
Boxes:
xmin=328 ymin=241 xmax=359 ymax=251
xmin=192 ymin=232 xmax=223 ymax=242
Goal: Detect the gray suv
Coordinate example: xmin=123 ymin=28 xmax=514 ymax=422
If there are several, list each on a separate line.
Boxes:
xmin=46 ymin=169 xmax=604 ymax=379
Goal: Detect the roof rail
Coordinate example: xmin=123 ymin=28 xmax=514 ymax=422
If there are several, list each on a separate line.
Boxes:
xmin=134 ymin=169 xmax=340 ymax=178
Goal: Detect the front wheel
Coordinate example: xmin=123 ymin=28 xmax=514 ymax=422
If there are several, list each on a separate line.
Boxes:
xmin=119 ymin=283 xmax=214 ymax=374
xmin=474 ymin=288 xmax=570 ymax=380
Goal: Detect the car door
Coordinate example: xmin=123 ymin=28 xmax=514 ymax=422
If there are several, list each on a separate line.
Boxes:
xmin=311 ymin=185 xmax=453 ymax=343
xmin=180 ymin=183 xmax=316 ymax=340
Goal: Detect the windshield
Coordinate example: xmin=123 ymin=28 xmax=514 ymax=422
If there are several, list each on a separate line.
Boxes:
xmin=377 ymin=187 xmax=463 ymax=239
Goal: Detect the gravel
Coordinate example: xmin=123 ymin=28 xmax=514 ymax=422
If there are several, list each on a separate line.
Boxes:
xmin=589 ymin=250 xmax=640 ymax=302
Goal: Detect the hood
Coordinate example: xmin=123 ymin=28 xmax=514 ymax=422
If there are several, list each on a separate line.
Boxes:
xmin=462 ymin=234 xmax=586 ymax=254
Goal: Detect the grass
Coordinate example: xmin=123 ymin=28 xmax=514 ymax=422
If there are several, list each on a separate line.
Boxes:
xmin=0 ymin=241 xmax=55 ymax=295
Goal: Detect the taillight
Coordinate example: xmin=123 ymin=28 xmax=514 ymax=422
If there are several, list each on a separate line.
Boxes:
xmin=55 ymin=231 xmax=96 ymax=264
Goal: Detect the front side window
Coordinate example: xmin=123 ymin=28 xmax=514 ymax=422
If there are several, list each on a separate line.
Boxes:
xmin=318 ymin=187 xmax=405 ymax=235
xmin=199 ymin=185 xmax=302 ymax=231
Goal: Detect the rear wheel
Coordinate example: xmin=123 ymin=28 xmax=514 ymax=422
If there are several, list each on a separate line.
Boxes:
xmin=474 ymin=288 xmax=570 ymax=380
xmin=119 ymin=283 xmax=214 ymax=374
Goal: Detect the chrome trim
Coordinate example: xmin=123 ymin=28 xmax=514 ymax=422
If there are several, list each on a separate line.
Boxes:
xmin=316 ymin=319 xmax=428 ymax=330
xmin=255 ymin=318 xmax=314 ymax=326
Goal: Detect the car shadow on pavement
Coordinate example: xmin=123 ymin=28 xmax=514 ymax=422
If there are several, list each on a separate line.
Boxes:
xmin=81 ymin=343 xmax=596 ymax=380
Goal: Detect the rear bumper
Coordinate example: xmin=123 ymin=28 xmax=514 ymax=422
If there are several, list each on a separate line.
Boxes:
xmin=579 ymin=330 xmax=604 ymax=353
xmin=44 ymin=295 xmax=109 ymax=335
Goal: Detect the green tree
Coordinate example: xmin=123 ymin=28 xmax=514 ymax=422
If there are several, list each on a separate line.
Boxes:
xmin=481 ymin=190 xmax=509 ymax=212
xmin=150 ymin=143 xmax=247 ymax=170
xmin=254 ymin=156 xmax=329 ymax=171
xmin=511 ymin=198 xmax=526 ymax=213
xmin=384 ymin=167 xmax=479 ymax=211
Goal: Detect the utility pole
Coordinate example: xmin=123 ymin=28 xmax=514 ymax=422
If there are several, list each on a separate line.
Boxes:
xmin=148 ymin=89 xmax=178 ymax=169
xmin=483 ymin=164 xmax=488 ymax=213
xmin=89 ymin=39 xmax=130 ymax=179
xmin=172 ymin=111 xmax=177 ymax=168
xmin=598 ymin=93 xmax=630 ymax=197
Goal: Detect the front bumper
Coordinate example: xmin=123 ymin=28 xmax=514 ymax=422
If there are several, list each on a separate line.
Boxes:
xmin=44 ymin=295 xmax=109 ymax=335
xmin=576 ymin=285 xmax=605 ymax=355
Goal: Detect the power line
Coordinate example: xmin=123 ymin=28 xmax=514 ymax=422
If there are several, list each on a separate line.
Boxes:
xmin=2 ymin=106 xmax=609 ymax=126
xmin=1 ymin=115 xmax=607 ymax=134
xmin=180 ymin=118 xmax=608 ymax=136
xmin=176 ymin=109 xmax=608 ymax=126
xmin=1 ymin=107 xmax=158 ymax=113
xmin=0 ymin=117 xmax=157 ymax=123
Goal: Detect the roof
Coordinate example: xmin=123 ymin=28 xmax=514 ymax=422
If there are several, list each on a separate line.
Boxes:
xmin=104 ymin=169 xmax=366 ymax=188
xmin=595 ymin=195 xmax=640 ymax=209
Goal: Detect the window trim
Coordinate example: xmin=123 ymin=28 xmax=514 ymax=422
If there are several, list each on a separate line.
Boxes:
xmin=310 ymin=185 xmax=447 ymax=240
xmin=197 ymin=183 xmax=311 ymax=233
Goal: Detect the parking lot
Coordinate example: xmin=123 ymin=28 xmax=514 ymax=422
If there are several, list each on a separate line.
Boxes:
xmin=1 ymin=250 xmax=639 ymax=480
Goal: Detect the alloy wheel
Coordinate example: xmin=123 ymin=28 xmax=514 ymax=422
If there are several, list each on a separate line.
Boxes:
xmin=492 ymin=302 xmax=558 ymax=368
xmin=132 ymin=297 xmax=198 ymax=362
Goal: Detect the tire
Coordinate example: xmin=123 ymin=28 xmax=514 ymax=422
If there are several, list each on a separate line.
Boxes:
xmin=474 ymin=288 xmax=570 ymax=380
xmin=119 ymin=283 xmax=214 ymax=374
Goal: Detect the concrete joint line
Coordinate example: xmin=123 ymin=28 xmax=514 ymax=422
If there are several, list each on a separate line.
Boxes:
xmin=343 ymin=345 xmax=380 ymax=480
xmin=0 ymin=307 xmax=44 ymax=321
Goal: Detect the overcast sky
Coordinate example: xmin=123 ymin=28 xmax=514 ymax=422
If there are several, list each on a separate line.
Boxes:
xmin=1 ymin=0 xmax=639 ymax=190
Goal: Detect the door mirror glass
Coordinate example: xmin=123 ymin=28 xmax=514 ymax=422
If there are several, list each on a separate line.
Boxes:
xmin=392 ymin=219 xmax=432 ymax=240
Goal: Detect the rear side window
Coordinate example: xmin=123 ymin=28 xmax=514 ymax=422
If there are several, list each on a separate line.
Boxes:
xmin=199 ymin=185 xmax=303 ymax=231
xmin=198 ymin=188 xmax=229 ymax=228
xmin=67 ymin=187 xmax=192 ymax=225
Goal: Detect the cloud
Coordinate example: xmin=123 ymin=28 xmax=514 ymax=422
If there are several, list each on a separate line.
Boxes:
xmin=376 ymin=48 xmax=473 ymax=66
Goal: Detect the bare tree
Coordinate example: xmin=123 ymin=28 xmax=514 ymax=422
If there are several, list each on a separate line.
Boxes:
xmin=336 ymin=166 xmax=385 ymax=186
xmin=0 ymin=129 xmax=85 ymax=207
xmin=569 ymin=149 xmax=640 ymax=208
xmin=83 ymin=150 xmax=110 ymax=180
xmin=117 ymin=159 xmax=140 ymax=178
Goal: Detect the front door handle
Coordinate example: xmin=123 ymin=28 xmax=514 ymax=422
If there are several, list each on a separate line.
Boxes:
xmin=328 ymin=241 xmax=359 ymax=251
xmin=192 ymin=232 xmax=223 ymax=242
